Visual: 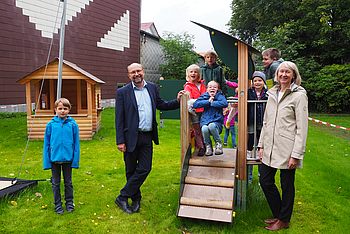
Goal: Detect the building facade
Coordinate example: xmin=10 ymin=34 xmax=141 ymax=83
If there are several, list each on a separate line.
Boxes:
xmin=140 ymin=22 xmax=164 ymax=83
xmin=0 ymin=0 xmax=141 ymax=107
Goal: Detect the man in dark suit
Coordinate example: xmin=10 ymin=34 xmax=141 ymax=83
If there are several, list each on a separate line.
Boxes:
xmin=115 ymin=63 xmax=185 ymax=214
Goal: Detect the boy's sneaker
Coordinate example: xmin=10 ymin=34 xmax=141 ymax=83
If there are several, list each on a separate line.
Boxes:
xmin=55 ymin=206 xmax=64 ymax=215
xmin=246 ymin=150 xmax=255 ymax=160
xmin=205 ymin=144 xmax=213 ymax=156
xmin=223 ymin=142 xmax=227 ymax=146
xmin=215 ymin=142 xmax=223 ymax=155
xmin=66 ymin=203 xmax=75 ymax=213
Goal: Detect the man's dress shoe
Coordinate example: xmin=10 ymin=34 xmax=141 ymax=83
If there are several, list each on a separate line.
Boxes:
xmin=131 ymin=200 xmax=140 ymax=213
xmin=265 ymin=219 xmax=289 ymax=231
xmin=115 ymin=197 xmax=132 ymax=214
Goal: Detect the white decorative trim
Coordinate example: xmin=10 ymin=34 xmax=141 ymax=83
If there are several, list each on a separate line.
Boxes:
xmin=97 ymin=10 xmax=130 ymax=51
xmin=16 ymin=0 xmax=93 ymax=38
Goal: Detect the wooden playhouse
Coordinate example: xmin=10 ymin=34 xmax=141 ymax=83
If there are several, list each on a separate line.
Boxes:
xmin=18 ymin=58 xmax=105 ymax=140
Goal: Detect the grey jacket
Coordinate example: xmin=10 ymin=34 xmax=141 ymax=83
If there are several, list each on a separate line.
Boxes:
xmin=258 ymin=83 xmax=308 ymax=169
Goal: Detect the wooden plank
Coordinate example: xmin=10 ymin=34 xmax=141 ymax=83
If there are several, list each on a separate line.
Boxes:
xmin=180 ymin=93 xmax=191 ymax=164
xmin=185 ymin=166 xmax=235 ymax=187
xmin=182 ymin=184 xmax=234 ymax=203
xmin=237 ymin=41 xmax=248 ymax=181
xmin=178 ymin=205 xmax=232 ymax=223
xmin=189 ymin=148 xmax=236 ymax=168
xmin=25 ymin=82 xmax=31 ymax=115
xmin=180 ymin=197 xmax=232 ymax=210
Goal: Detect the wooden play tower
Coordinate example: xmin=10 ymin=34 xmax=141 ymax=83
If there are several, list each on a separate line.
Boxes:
xmin=177 ymin=22 xmax=261 ymax=223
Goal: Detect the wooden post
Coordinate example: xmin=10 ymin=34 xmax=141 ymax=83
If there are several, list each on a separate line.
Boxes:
xmin=87 ymin=82 xmax=92 ymax=117
xmin=180 ymin=93 xmax=191 ymax=165
xmin=76 ymin=80 xmax=82 ymax=113
xmin=50 ymin=80 xmax=55 ymax=110
xmin=236 ymin=41 xmax=249 ymax=210
xmin=25 ymin=82 xmax=32 ymax=116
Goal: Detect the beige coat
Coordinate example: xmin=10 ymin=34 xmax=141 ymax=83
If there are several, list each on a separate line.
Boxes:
xmin=258 ymin=83 xmax=308 ymax=169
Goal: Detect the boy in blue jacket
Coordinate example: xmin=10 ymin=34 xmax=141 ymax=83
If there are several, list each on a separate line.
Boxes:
xmin=43 ymin=98 xmax=80 ymax=214
xmin=193 ymin=81 xmax=228 ymax=156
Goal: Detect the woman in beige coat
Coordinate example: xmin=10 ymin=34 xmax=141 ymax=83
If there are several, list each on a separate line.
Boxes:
xmin=258 ymin=61 xmax=308 ymax=231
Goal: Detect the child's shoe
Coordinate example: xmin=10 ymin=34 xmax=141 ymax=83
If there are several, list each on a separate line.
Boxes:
xmin=197 ymin=147 xmax=205 ymax=156
xmin=205 ymin=144 xmax=213 ymax=156
xmin=223 ymin=142 xmax=227 ymax=146
xmin=55 ymin=205 xmax=64 ymax=215
xmin=66 ymin=202 xmax=75 ymax=213
xmin=246 ymin=150 xmax=254 ymax=160
xmin=214 ymin=142 xmax=223 ymax=155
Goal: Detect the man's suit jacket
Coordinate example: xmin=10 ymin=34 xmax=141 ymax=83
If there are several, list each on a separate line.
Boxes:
xmin=115 ymin=82 xmax=180 ymax=152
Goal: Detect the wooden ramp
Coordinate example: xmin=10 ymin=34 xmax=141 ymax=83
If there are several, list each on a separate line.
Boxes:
xmin=177 ymin=148 xmax=236 ymax=223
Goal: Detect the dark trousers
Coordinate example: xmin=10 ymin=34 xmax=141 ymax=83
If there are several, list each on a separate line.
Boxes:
xmin=248 ymin=129 xmax=261 ymax=151
xmin=259 ymin=163 xmax=296 ymax=222
xmin=51 ymin=163 xmax=73 ymax=209
xmin=119 ymin=131 xmax=153 ymax=202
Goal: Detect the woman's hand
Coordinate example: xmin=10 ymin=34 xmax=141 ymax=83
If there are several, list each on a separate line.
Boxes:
xmin=258 ymin=148 xmax=264 ymax=161
xmin=288 ymin=157 xmax=299 ymax=169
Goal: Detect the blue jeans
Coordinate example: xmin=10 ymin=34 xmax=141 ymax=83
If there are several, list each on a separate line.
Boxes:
xmin=51 ymin=163 xmax=73 ymax=209
xmin=224 ymin=125 xmax=236 ymax=148
xmin=201 ymin=122 xmax=222 ymax=146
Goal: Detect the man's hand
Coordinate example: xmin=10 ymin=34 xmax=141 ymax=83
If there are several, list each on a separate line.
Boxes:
xmin=177 ymin=90 xmax=187 ymax=102
xmin=117 ymin=143 xmax=126 ymax=152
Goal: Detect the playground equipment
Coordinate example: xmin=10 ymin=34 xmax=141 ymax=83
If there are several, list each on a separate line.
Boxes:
xmin=176 ymin=22 xmax=261 ymax=222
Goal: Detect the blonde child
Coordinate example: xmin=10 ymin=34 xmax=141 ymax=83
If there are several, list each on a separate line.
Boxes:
xmin=201 ymin=50 xmax=227 ymax=95
xmin=184 ymin=64 xmax=206 ymax=156
xmin=193 ymin=81 xmax=228 ymax=156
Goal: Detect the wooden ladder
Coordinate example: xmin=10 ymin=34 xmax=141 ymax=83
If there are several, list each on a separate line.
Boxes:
xmin=177 ymin=147 xmax=236 ymax=223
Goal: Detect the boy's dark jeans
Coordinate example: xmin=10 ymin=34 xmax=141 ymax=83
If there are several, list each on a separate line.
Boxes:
xmin=51 ymin=163 xmax=73 ymax=210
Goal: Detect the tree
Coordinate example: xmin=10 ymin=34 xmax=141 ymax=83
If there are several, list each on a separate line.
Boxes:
xmin=159 ymin=32 xmax=198 ymax=80
xmin=228 ymin=0 xmax=350 ymax=112
xmin=228 ymin=0 xmax=350 ymax=68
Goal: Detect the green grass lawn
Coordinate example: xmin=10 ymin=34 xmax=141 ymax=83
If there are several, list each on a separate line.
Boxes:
xmin=0 ymin=109 xmax=349 ymax=233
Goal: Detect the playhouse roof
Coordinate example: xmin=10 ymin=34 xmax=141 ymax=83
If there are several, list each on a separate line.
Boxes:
xmin=18 ymin=58 xmax=105 ymax=84
xmin=191 ymin=21 xmax=260 ymax=77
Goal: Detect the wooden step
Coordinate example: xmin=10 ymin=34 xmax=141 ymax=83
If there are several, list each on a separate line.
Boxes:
xmin=180 ymin=184 xmax=234 ymax=209
xmin=189 ymin=148 xmax=236 ymax=168
xmin=178 ymin=205 xmax=233 ymax=223
xmin=185 ymin=166 xmax=235 ymax=187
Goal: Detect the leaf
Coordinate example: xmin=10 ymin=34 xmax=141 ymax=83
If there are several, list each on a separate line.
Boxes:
xmin=10 ymin=200 xmax=17 ymax=206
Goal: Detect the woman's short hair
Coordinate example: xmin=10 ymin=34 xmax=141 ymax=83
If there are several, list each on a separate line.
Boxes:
xmin=185 ymin=64 xmax=201 ymax=82
xmin=55 ymin=98 xmax=72 ymax=109
xmin=274 ymin=61 xmax=302 ymax=86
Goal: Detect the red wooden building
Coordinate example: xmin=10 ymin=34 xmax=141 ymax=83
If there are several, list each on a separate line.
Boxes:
xmin=0 ymin=0 xmax=141 ymax=106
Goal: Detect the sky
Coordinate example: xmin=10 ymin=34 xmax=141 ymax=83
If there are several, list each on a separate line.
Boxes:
xmin=141 ymin=0 xmax=232 ymax=52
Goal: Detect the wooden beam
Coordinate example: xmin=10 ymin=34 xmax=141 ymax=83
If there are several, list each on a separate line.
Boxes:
xmin=76 ymin=80 xmax=82 ymax=112
xmin=237 ymin=42 xmax=248 ymax=181
xmin=25 ymin=82 xmax=32 ymax=116
xmin=180 ymin=93 xmax=191 ymax=165
xmin=50 ymin=80 xmax=55 ymax=110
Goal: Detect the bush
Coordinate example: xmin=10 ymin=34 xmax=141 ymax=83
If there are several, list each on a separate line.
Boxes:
xmin=305 ymin=64 xmax=350 ymax=113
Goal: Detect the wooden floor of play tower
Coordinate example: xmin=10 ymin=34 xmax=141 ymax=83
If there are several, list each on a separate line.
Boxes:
xmin=178 ymin=148 xmax=236 ymax=223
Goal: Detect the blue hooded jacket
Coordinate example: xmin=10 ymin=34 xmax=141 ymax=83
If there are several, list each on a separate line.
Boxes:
xmin=193 ymin=91 xmax=228 ymax=128
xmin=43 ymin=116 xmax=80 ymax=170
